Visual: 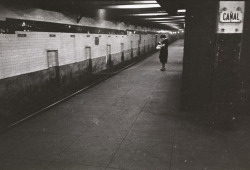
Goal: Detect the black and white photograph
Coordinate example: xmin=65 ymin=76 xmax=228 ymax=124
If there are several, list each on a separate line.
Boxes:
xmin=0 ymin=0 xmax=249 ymax=169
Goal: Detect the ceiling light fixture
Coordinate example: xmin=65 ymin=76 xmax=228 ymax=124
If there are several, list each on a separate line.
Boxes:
xmin=177 ymin=9 xmax=186 ymax=13
xmin=128 ymin=13 xmax=168 ymax=16
xmin=151 ymin=19 xmax=185 ymax=22
xmin=159 ymin=23 xmax=184 ymax=25
xmin=136 ymin=0 xmax=158 ymax=3
xmin=170 ymin=15 xmax=185 ymax=18
xmin=106 ymin=4 xmax=161 ymax=9
xmin=144 ymin=17 xmax=172 ymax=20
xmin=143 ymin=16 xmax=185 ymax=20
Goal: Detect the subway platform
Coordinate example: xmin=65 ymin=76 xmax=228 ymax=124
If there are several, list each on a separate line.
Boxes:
xmin=0 ymin=39 xmax=250 ymax=170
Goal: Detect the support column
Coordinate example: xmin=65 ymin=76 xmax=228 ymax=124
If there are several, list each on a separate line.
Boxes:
xmin=182 ymin=1 xmax=218 ymax=111
xmin=213 ymin=1 xmax=245 ymax=125
xmin=182 ymin=1 xmax=248 ymax=125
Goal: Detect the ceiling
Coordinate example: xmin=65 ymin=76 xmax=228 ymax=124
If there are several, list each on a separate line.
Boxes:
xmin=6 ymin=0 xmax=187 ymax=30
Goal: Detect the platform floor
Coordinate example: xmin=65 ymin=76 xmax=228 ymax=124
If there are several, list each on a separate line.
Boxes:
xmin=0 ymin=39 xmax=250 ymax=170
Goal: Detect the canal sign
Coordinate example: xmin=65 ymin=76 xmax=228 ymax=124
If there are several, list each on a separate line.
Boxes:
xmin=217 ymin=1 xmax=245 ymax=34
xmin=220 ymin=11 xmax=242 ymax=23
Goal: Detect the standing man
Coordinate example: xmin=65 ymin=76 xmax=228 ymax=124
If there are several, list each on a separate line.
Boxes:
xmin=158 ymin=34 xmax=169 ymax=71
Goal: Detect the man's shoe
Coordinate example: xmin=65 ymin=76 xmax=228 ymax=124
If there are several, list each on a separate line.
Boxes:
xmin=160 ymin=68 xmax=166 ymax=71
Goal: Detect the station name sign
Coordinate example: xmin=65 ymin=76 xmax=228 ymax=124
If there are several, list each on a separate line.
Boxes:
xmin=217 ymin=1 xmax=245 ymax=34
xmin=220 ymin=11 xmax=242 ymax=23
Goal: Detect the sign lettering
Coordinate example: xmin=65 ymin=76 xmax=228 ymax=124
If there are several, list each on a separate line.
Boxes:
xmin=220 ymin=11 xmax=242 ymax=23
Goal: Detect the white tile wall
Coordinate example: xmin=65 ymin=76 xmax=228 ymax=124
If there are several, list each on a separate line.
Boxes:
xmin=0 ymin=32 xmax=158 ymax=79
xmin=0 ymin=4 xmax=161 ymax=80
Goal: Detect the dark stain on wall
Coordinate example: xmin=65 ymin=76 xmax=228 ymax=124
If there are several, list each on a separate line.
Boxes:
xmin=213 ymin=34 xmax=243 ymax=116
xmin=92 ymin=56 xmax=107 ymax=73
xmin=0 ymin=60 xmax=91 ymax=116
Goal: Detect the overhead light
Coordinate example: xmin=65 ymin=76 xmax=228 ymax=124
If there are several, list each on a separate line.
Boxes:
xmin=152 ymin=21 xmax=174 ymax=22
xmin=152 ymin=19 xmax=185 ymax=22
xmin=144 ymin=17 xmax=171 ymax=20
xmin=153 ymin=21 xmax=185 ymax=23
xmin=106 ymin=4 xmax=161 ymax=9
xmin=143 ymin=16 xmax=185 ymax=20
xmin=177 ymin=9 xmax=186 ymax=13
xmin=159 ymin=22 xmax=184 ymax=25
xmin=157 ymin=22 xmax=185 ymax=24
xmin=134 ymin=0 xmax=158 ymax=3
xmin=128 ymin=13 xmax=168 ymax=16
xmin=170 ymin=15 xmax=185 ymax=18
xmin=159 ymin=23 xmax=171 ymax=25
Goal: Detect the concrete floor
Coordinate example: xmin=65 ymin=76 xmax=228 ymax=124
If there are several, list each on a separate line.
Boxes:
xmin=0 ymin=39 xmax=250 ymax=170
